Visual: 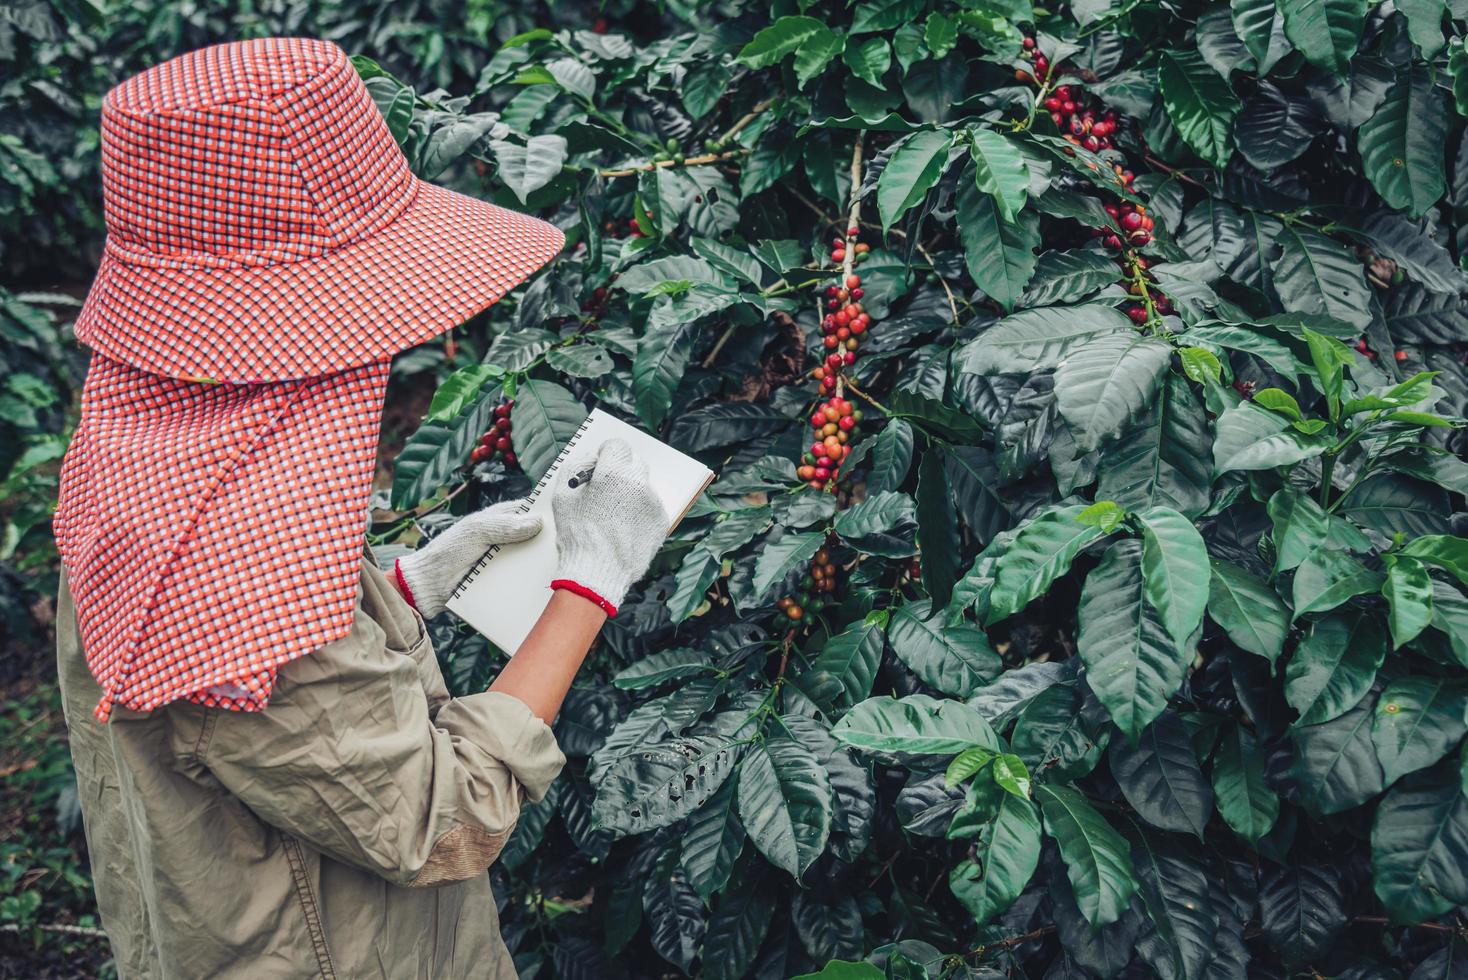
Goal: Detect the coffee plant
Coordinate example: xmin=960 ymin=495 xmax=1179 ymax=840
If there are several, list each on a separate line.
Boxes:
xmin=363 ymin=0 xmax=1468 ymax=973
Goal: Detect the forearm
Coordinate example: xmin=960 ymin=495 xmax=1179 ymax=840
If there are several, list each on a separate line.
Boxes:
xmin=488 ymin=590 xmax=607 ymax=721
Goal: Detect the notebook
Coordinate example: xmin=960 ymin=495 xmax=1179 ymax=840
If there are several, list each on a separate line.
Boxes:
xmin=447 ymin=407 xmax=714 ymax=653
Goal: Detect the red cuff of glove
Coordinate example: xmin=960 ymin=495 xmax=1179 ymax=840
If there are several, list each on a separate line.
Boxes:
xmin=393 ymin=559 xmax=419 ymax=611
xmin=550 ymin=579 xmax=618 ymax=617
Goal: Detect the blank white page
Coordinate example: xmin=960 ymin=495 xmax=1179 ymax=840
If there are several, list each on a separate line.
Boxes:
xmin=447 ymin=408 xmax=713 ymax=654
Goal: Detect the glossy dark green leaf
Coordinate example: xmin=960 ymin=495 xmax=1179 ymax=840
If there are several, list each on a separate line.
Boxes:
xmin=1158 ymin=50 xmax=1240 ymax=167
xmin=986 ymin=505 xmax=1107 ymax=624
xmin=1272 ymin=225 xmax=1373 ymax=331
xmin=750 ymin=530 xmax=824 ymax=605
xmin=915 ymin=452 xmax=961 ymax=610
xmin=1079 ymin=539 xmax=1193 ymax=739
xmin=1095 ymin=375 xmax=1212 ymax=519
xmin=737 ymin=739 xmax=832 ymax=876
xmin=1054 ymin=333 xmax=1173 ymax=454
xmin=1258 ymin=863 xmax=1346 ymax=964
xmin=959 ymin=302 xmax=1132 ymax=374
xmin=832 ymin=694 xmax=1000 ymax=761
xmin=681 ymin=780 xmax=745 ymax=902
xmin=1037 ymin=783 xmax=1140 ymax=928
xmin=867 ymin=418 xmax=915 ymax=493
xmin=1359 ymin=65 xmax=1449 ymax=219
xmin=1129 ymin=830 xmax=1218 ymax=979
xmin=1208 ymin=560 xmax=1290 ymax=664
xmin=593 ymin=732 xmax=743 ymax=834
xmin=1385 ymin=557 xmax=1435 ymax=649
xmin=1211 ymin=723 xmax=1280 ymax=842
xmin=1373 ymin=677 xmax=1468 ymax=785
xmin=1020 ymin=249 xmax=1121 ymax=308
xmin=1285 ymin=610 xmax=1388 ymax=725
xmin=510 ymin=379 xmax=589 ymax=482
xmin=1290 ymin=688 xmax=1386 ymax=814
xmin=1371 ymin=766 xmax=1468 ymax=924
xmin=701 ymin=860 xmax=775 ymax=980
xmin=956 ymin=170 xmax=1040 ymax=311
xmin=808 ymin=613 xmax=887 ymax=706
xmin=391 ymin=388 xmax=499 ymax=509
xmin=888 ymin=599 xmax=1001 ymax=697
xmin=948 ymin=790 xmax=1042 ymax=926
xmin=876 ymin=130 xmax=952 ymax=229
xmin=1109 ymin=711 xmax=1213 ymax=837
xmin=1278 ymin=0 xmax=1365 ymax=74
xmin=791 ymin=891 xmax=864 ymax=962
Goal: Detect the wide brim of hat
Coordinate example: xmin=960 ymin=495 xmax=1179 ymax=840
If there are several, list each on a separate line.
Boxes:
xmin=74 ymin=180 xmax=565 ymax=383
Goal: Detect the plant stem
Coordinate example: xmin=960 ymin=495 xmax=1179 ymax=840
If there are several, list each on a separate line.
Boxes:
xmin=596 ymin=147 xmax=750 ymax=178
xmin=843 ymin=378 xmax=893 ymax=416
xmin=720 ymin=97 xmax=778 ymax=145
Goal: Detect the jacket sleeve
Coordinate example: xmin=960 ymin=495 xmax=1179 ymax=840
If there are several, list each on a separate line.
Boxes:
xmin=183 ymin=583 xmax=566 ymax=888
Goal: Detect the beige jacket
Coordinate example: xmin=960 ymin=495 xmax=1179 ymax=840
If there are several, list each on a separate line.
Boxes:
xmin=56 ymin=556 xmax=566 ymax=979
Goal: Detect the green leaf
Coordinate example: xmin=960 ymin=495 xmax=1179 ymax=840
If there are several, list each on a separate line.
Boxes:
xmin=834 ymin=491 xmax=917 ymax=557
xmin=948 ymin=791 xmax=1042 ymax=926
xmin=737 ymin=739 xmax=833 ymax=876
xmin=795 ymin=29 xmax=845 ymax=86
xmin=750 ymin=531 xmax=824 ymax=604
xmin=633 ymin=321 xmax=693 ymax=430
xmin=701 ymin=863 xmax=775 ymax=980
xmin=1036 ymin=784 xmax=1139 ymax=928
xmin=426 ymin=364 xmax=503 ymax=422
xmin=868 ymin=419 xmax=915 ymax=493
xmin=390 ymin=397 xmax=497 ymax=511
xmin=1109 ymin=711 xmax=1213 ymax=838
xmin=1129 ymin=830 xmax=1219 ymax=980
xmin=1384 ymin=557 xmax=1435 ymax=648
xmin=1374 ymin=677 xmax=1468 ymax=785
xmin=1371 ymin=766 xmax=1468 ymax=924
xmin=593 ymin=732 xmax=742 ymax=834
xmin=1285 ymin=610 xmax=1388 ymax=725
xmin=544 ymin=343 xmax=613 ymax=379
xmin=510 ymin=379 xmax=589 ymax=482
xmin=808 ymin=614 xmax=887 ymax=706
xmin=945 ymin=746 xmax=995 ymax=787
xmin=1358 ymin=64 xmax=1448 ymax=218
xmin=737 ymin=16 xmax=830 ymax=68
xmin=1055 ymin=333 xmax=1174 ymax=454
xmin=1402 ymin=536 xmax=1468 ymax=587
xmin=888 ymin=599 xmax=1001 ymax=697
xmin=1292 ymin=548 xmax=1384 ymax=619
xmin=1278 ymin=0 xmax=1365 ymax=74
xmin=1078 ymin=539 xmax=1193 ymax=740
xmin=992 ymin=754 xmax=1032 ymax=797
xmin=1211 ymin=722 xmax=1280 ymax=842
xmin=986 ymin=505 xmax=1107 ymax=624
xmin=1011 ymin=684 xmax=1105 ymax=781
xmin=968 ymin=127 xmax=1029 ymax=221
xmin=924 ymin=12 xmax=960 ymax=57
xmin=614 ymin=649 xmax=714 ymax=690
xmin=843 ymin=37 xmax=890 ymax=86
xmin=1208 ymin=560 xmax=1290 ymax=664
xmin=851 ymin=0 xmax=926 ymax=32
xmin=1136 ymin=507 xmax=1211 ymax=647
xmin=832 ymin=694 xmax=1000 ymax=761
xmin=488 ymin=135 xmax=568 ymax=203
xmin=956 ymin=173 xmax=1040 ymax=311
xmin=876 ymin=130 xmax=953 ymax=230
xmin=1212 ymin=401 xmax=1328 ymax=476
xmin=1096 ymin=374 xmax=1212 ymax=519
xmin=792 ymin=962 xmax=884 ymax=980
xmin=1158 ymin=50 xmax=1241 ymax=168
xmin=487 ymin=327 xmax=558 ymax=371
xmin=1020 ymin=250 xmax=1122 ymax=308
xmin=1273 ymin=225 xmax=1373 ymax=331
xmin=915 ymin=452 xmax=961 ymax=610
xmin=1231 ymin=0 xmax=1293 ymax=74
xmin=1290 ymin=689 xmax=1386 ymax=814
xmin=959 ymin=303 xmax=1132 ymax=374
xmin=681 ymin=781 xmax=745 ymax=901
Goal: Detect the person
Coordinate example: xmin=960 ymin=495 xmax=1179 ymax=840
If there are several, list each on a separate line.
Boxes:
xmin=52 ymin=37 xmax=667 ymax=978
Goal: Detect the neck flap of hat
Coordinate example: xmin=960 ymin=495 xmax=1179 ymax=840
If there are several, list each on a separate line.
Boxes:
xmin=56 ymin=356 xmax=389 ymax=721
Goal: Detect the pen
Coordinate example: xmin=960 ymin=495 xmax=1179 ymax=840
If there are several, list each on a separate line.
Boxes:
xmin=568 ymin=466 xmax=596 ymax=488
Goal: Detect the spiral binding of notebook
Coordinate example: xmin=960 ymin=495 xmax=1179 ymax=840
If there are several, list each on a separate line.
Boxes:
xmin=449 ymin=411 xmax=597 ymax=600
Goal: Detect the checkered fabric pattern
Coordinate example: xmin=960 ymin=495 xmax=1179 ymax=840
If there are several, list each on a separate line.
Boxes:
xmin=57 ymin=38 xmax=564 ymax=720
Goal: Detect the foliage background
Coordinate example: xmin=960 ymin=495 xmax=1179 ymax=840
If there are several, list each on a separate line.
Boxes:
xmin=5 ymin=0 xmax=1468 ymax=977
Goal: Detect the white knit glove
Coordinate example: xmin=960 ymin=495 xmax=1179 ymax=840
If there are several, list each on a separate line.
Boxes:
xmin=550 ymin=438 xmax=669 ymax=614
xmin=394 ymin=500 xmax=542 ymax=617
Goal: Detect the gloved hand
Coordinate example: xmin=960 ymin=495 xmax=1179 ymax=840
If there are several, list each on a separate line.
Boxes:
xmin=550 ymin=438 xmax=668 ymax=615
xmin=394 ymin=500 xmax=542 ymax=617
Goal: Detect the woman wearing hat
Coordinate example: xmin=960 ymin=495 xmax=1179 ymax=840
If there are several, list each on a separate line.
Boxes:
xmin=53 ymin=37 xmax=667 ymax=978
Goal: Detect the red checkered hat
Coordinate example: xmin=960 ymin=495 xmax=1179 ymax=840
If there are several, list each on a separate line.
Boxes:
xmin=56 ymin=38 xmax=564 ymax=721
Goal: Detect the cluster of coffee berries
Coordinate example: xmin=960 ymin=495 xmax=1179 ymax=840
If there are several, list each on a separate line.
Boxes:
xmin=816 ymin=274 xmax=871 ymax=389
xmin=1095 ymin=200 xmax=1154 ymax=251
xmin=829 ymin=233 xmax=871 ymax=266
xmin=605 ymin=209 xmax=657 ymax=239
xmin=581 ymin=285 xmax=609 ymax=316
xmin=650 ymin=137 xmax=686 ymax=166
xmin=776 ymin=540 xmax=841 ymax=621
xmin=799 ymin=396 xmax=862 ymax=490
xmin=1015 ymin=35 xmax=1052 ymax=84
xmin=1043 ymin=84 xmax=1123 ymax=156
xmin=1115 ymin=253 xmax=1174 ymax=324
xmin=470 ymin=400 xmax=517 ymax=468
